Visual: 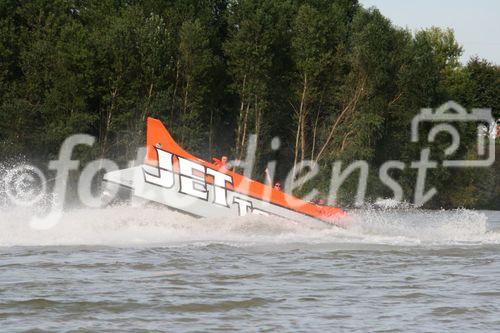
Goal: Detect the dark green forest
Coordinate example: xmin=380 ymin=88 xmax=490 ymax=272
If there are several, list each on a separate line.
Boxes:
xmin=0 ymin=0 xmax=499 ymax=209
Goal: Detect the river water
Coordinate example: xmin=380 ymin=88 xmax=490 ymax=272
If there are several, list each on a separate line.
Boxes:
xmin=0 ymin=207 xmax=499 ymax=332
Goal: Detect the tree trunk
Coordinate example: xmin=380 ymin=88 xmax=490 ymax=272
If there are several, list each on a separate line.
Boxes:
xmin=254 ymin=95 xmax=261 ymax=151
xmin=171 ymin=59 xmax=180 ymax=127
xmin=101 ymin=87 xmax=118 ymax=157
xmin=235 ymin=75 xmax=247 ymax=158
xmin=208 ymin=109 xmax=213 ymax=157
xmin=141 ymin=83 xmax=154 ymax=122
xmin=292 ymin=113 xmax=301 ymax=176
xmin=293 ymin=73 xmax=308 ymax=176
xmin=182 ymin=78 xmax=190 ymax=114
xmin=311 ymin=107 xmax=321 ymax=160
xmin=238 ymin=103 xmax=250 ymax=162
xmin=180 ymin=77 xmax=190 ymax=145
xmin=300 ymin=112 xmax=305 ymax=163
xmin=314 ymin=76 xmax=366 ymax=163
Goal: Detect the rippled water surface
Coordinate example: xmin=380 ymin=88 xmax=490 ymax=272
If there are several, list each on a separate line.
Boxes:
xmin=1 ymin=207 xmax=499 ymax=332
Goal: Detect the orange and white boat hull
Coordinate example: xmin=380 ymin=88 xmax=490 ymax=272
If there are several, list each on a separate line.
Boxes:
xmin=102 ymin=118 xmax=347 ymax=227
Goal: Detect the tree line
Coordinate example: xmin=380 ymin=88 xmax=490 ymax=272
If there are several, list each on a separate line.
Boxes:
xmin=0 ymin=0 xmax=499 ymax=209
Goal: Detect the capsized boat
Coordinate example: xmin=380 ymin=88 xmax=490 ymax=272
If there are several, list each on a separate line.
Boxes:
xmin=102 ymin=118 xmax=347 ymax=227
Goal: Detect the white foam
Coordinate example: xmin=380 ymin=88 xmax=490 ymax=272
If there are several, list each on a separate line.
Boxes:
xmin=0 ymin=204 xmax=498 ymax=247
xmin=1 ymin=161 xmax=498 ymax=247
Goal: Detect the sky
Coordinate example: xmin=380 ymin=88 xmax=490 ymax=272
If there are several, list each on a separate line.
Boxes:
xmin=359 ymin=0 xmax=500 ymax=64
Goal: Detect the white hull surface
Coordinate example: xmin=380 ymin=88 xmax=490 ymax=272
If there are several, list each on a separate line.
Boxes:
xmin=103 ymin=165 xmax=335 ymax=226
xmin=101 ymin=118 xmax=346 ymax=227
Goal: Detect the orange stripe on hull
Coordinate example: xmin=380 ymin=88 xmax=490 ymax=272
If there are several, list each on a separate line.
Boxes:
xmin=145 ymin=117 xmax=346 ymax=224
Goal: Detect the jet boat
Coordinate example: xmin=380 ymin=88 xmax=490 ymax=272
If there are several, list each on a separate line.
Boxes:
xmin=102 ymin=118 xmax=347 ymax=227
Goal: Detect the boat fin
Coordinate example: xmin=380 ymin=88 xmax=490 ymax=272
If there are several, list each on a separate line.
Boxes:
xmin=145 ymin=117 xmax=204 ymax=165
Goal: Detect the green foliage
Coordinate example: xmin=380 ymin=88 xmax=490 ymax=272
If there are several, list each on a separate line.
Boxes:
xmin=0 ymin=0 xmax=498 ymax=208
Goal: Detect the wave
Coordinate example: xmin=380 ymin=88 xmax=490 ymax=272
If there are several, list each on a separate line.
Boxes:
xmin=0 ymin=204 xmax=498 ymax=247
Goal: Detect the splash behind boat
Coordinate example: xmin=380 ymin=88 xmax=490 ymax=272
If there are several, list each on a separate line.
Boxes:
xmin=102 ymin=118 xmax=347 ymax=227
